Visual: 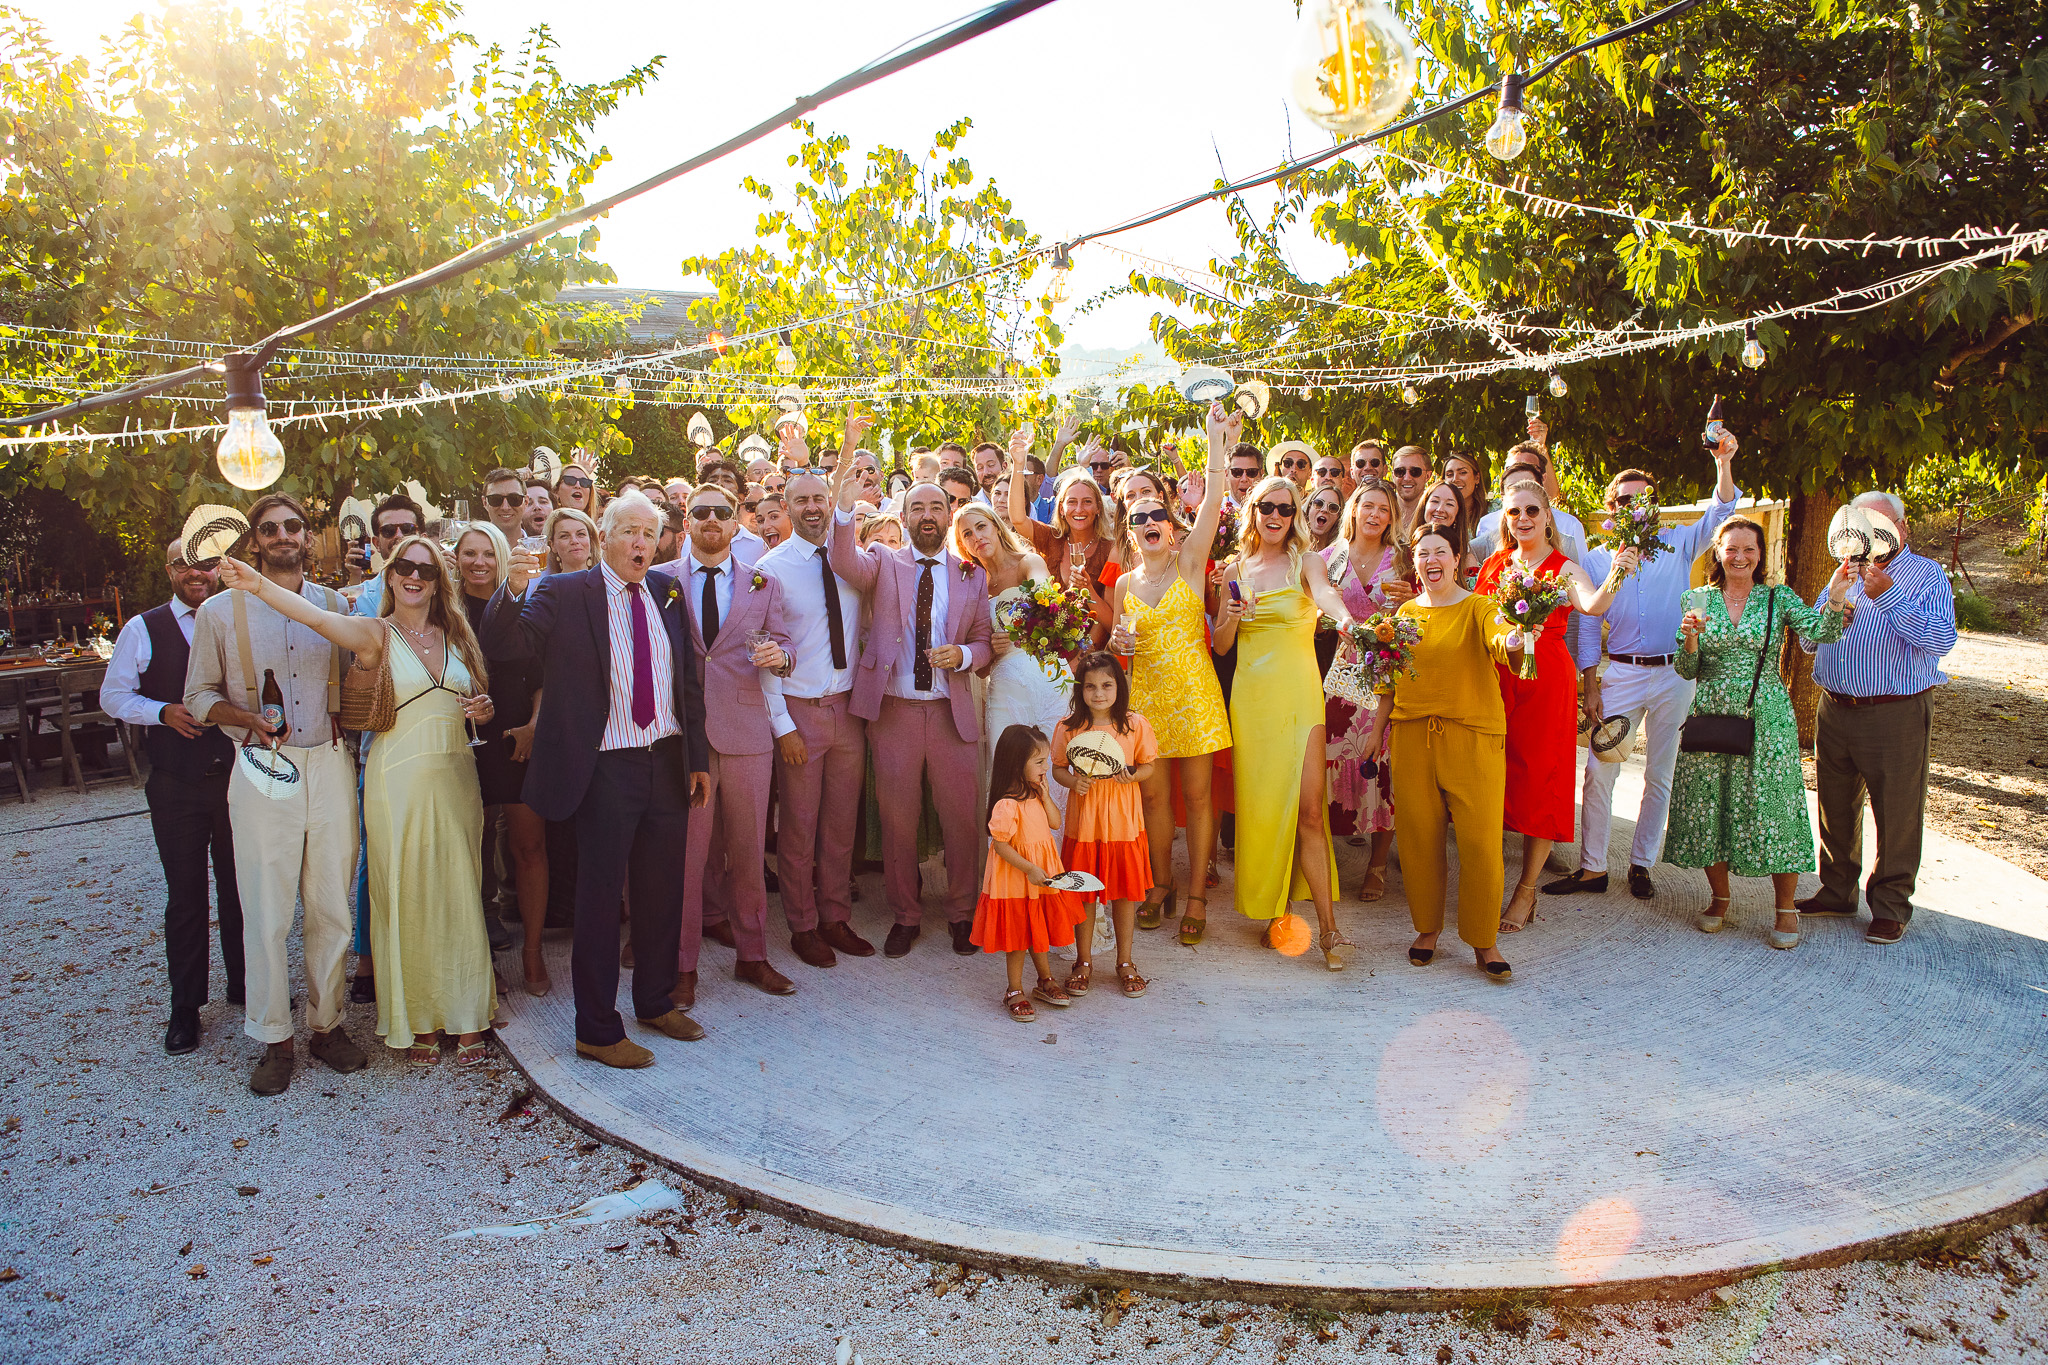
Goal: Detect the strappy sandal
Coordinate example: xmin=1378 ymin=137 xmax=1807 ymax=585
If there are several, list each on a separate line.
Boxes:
xmin=1320 ymin=929 xmax=1355 ymax=972
xmin=408 ymin=1035 xmax=441 ymax=1066
xmin=1116 ymin=962 xmax=1148 ymax=998
xmin=1136 ymin=888 xmax=1169 ymax=931
xmin=1063 ymin=961 xmax=1093 ymax=996
xmin=1032 ymin=976 xmax=1072 ymax=1008
xmin=1178 ymin=897 xmax=1208 ymax=946
xmin=1502 ymin=880 xmax=1539 ymax=932
xmin=455 ymin=1038 xmax=489 ymax=1067
xmin=1003 ymin=989 xmax=1035 ymax=1023
xmin=1697 ymin=895 xmax=1731 ymax=934
xmin=1359 ymin=862 xmax=1389 ymax=902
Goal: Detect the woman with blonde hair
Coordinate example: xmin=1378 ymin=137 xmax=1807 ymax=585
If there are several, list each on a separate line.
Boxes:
xmin=858 ymin=512 xmax=905 ymax=550
xmin=541 ymin=507 xmax=597 ymax=576
xmin=1211 ymin=472 xmax=1363 ymax=968
xmin=218 ymin=535 xmax=498 ymax=1064
xmin=953 ymin=501 xmax=1073 ymax=808
xmin=1008 ymin=439 xmax=1113 ymax=651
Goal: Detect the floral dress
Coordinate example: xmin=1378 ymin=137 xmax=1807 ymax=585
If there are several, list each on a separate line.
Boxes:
xmin=1665 ymin=586 xmax=1847 ymax=877
xmin=1321 ymin=542 xmax=1398 ymax=837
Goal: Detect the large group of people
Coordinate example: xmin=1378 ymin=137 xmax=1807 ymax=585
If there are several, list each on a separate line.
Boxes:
xmin=100 ymin=392 xmax=1959 ymax=1087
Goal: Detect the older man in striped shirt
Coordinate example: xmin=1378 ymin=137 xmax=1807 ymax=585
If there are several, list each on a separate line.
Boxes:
xmin=1796 ymin=492 xmax=1957 ymax=945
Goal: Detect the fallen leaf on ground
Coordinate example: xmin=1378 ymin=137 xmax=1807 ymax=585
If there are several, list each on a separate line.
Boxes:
xmin=252 ymin=1256 xmax=272 ymax=1266
xmin=236 ymin=1186 xmax=260 ymax=1196
xmin=0 ymin=1268 xmax=19 ymax=1282
xmin=186 ymin=1265 xmax=207 ymax=1279
xmin=178 ymin=1242 xmax=193 ymax=1257
xmin=231 ymin=1139 xmax=248 ymax=1150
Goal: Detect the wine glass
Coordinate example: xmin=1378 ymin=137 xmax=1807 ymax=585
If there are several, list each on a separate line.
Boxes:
xmin=463 ymin=683 xmax=489 ymax=748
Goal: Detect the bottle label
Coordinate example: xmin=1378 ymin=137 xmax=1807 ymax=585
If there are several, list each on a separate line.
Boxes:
xmin=261 ymin=704 xmax=284 ymax=730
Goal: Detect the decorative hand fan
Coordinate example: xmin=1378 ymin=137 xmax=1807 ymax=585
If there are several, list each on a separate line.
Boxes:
xmin=1064 ymin=729 xmax=1127 ymax=778
xmin=1234 ymin=378 xmax=1272 ymax=420
xmin=1826 ymin=504 xmax=1875 ymax=563
xmin=401 ymin=480 xmax=443 ymax=527
xmin=181 ymin=504 xmax=251 ymax=569
xmin=1590 ymin=713 xmax=1637 ymax=765
xmin=237 ymin=744 xmax=302 ymax=801
xmin=1862 ymin=507 xmax=1903 ymax=560
xmin=526 ymin=446 xmax=563 ymax=485
xmin=775 ymin=409 xmax=809 ymax=437
xmin=1044 ymin=870 xmax=1104 ymax=894
xmin=1177 ymin=365 xmax=1234 ymax=404
xmin=735 ymin=432 xmax=774 ymax=462
xmin=773 ymin=384 xmax=805 ymax=414
xmin=685 ymin=412 xmax=715 ymax=449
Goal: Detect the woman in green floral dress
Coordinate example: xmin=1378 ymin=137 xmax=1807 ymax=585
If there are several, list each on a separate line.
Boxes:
xmin=1667 ymin=517 xmax=1854 ymax=949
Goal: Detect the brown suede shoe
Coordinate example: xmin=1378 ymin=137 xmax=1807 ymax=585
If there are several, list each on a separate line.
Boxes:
xmin=1866 ymin=918 xmax=1906 ymax=945
xmin=669 ymin=970 xmax=697 ymax=1012
xmin=308 ymin=1025 xmax=367 ymax=1074
xmin=789 ymin=930 xmax=836 ymax=969
xmin=575 ymin=1037 xmax=655 ymax=1068
xmin=637 ymin=1009 xmax=706 ymax=1042
xmin=702 ymin=919 xmax=738 ymax=950
xmin=736 ymin=959 xmax=797 ymax=996
xmin=249 ymin=1042 xmax=293 ymax=1096
xmin=819 ymin=920 xmax=875 ymax=957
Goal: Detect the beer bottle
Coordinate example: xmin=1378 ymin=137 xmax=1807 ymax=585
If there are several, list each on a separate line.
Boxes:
xmin=260 ymin=669 xmax=285 ymax=735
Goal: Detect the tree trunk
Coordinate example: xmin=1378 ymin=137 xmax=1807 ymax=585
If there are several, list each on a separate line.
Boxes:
xmin=1781 ymin=488 xmax=1841 ymax=747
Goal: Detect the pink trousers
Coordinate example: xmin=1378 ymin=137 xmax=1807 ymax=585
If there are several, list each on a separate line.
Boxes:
xmin=869 ymin=696 xmax=981 ymax=925
xmin=679 ymin=747 xmax=772 ymax=971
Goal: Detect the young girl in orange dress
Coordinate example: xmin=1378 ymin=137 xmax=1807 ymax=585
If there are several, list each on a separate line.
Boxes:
xmin=971 ymin=724 xmax=1089 ymax=1023
xmin=1052 ymin=652 xmax=1158 ymax=1001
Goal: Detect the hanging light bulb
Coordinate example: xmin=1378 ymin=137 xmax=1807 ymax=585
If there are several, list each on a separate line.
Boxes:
xmin=613 ymin=373 xmax=633 ymax=398
xmin=1290 ymin=0 xmax=1419 ymax=138
xmin=775 ymin=329 xmax=798 ymax=377
xmin=1548 ymin=371 xmax=1568 ymax=399
xmin=1740 ymin=320 xmax=1766 ymax=370
xmin=215 ymin=354 xmax=285 ymax=491
xmin=1401 ymin=383 xmax=1420 ymax=406
xmin=1484 ymin=72 xmax=1529 ymax=161
xmin=1046 ymin=242 xmax=1074 ymax=306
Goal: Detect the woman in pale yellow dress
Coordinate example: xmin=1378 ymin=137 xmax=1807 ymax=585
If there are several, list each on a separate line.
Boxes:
xmin=1212 ymin=475 xmax=1363 ymax=969
xmin=1110 ymin=403 xmax=1236 ymax=943
xmin=218 ymin=536 xmax=499 ymax=1064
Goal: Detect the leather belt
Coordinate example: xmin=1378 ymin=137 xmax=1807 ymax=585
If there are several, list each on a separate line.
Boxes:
xmin=1610 ymin=653 xmax=1675 ymax=667
xmin=787 ymin=692 xmax=850 ymax=707
xmin=1825 ymin=688 xmax=1928 ymax=709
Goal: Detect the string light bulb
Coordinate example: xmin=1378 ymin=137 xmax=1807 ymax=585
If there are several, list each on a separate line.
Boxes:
xmin=1290 ymin=0 xmax=1418 ymax=138
xmin=1740 ymin=321 xmax=1766 ymax=369
xmin=775 ymin=329 xmax=798 ymax=376
xmin=614 ymin=374 xmax=633 ymax=397
xmin=1401 ymin=383 xmax=1420 ymax=406
xmin=1046 ymin=242 xmax=1074 ymax=306
xmin=214 ymin=354 xmax=285 ymax=491
xmin=1484 ymin=72 xmax=1528 ymax=161
xmin=1547 ymin=371 xmax=1568 ymax=398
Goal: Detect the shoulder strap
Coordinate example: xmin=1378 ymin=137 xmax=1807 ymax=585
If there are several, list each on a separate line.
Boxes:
xmin=320 ymin=585 xmax=344 ymax=713
xmin=231 ymin=589 xmax=260 ymax=715
xmin=1744 ymin=586 xmax=1777 ymax=714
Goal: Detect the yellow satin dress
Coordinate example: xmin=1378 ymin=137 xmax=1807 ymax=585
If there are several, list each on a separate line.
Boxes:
xmin=364 ymin=626 xmax=496 ymax=1049
xmin=1124 ymin=575 xmax=1231 ymax=758
xmin=1227 ymin=568 xmax=1337 ymax=920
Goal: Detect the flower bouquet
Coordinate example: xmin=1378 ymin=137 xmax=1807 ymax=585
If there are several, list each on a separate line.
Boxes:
xmin=993 ymin=578 xmax=1095 ymax=683
xmin=1323 ymin=610 xmax=1422 ymax=708
xmin=1489 ymin=563 xmax=1571 ymax=680
xmin=1209 ymin=503 xmax=1239 ymax=563
xmin=1599 ymin=497 xmax=1668 ymax=568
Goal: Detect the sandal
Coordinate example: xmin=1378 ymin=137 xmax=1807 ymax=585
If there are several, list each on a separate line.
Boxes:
xmin=1697 ymin=895 xmax=1731 ymax=934
xmin=1320 ymin=929 xmax=1355 ymax=972
xmin=1136 ymin=888 xmax=1169 ymax=931
xmin=1359 ymin=862 xmax=1389 ymax=903
xmin=1116 ymin=962 xmax=1147 ymax=998
xmin=1178 ymin=897 xmax=1208 ymax=947
xmin=1064 ymin=961 xmax=1093 ymax=996
xmin=1002 ymin=989 xmax=1035 ymax=1023
xmin=408 ymin=1035 xmax=441 ymax=1066
xmin=1501 ymin=880 xmax=1539 ymax=932
xmin=455 ymin=1038 xmax=489 ymax=1067
xmin=1206 ymin=866 xmax=1220 ymax=889
xmin=1032 ymin=976 xmax=1072 ymax=1008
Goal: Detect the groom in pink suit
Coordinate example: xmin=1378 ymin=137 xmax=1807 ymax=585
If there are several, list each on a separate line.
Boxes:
xmin=674 ymin=485 xmax=799 ymax=1003
xmin=825 ymin=425 xmax=993 ymax=958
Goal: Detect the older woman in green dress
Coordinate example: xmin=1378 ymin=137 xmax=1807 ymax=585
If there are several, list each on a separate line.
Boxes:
xmin=1666 ymin=517 xmax=1854 ymax=949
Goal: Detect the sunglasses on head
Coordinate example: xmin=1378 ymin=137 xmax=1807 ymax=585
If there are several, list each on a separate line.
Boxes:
xmin=558 ymin=474 xmax=594 ymax=488
xmin=1128 ymin=507 xmax=1174 ymax=526
xmin=1253 ymin=499 xmax=1297 ymax=517
xmin=389 ymin=558 xmax=438 ymax=580
xmin=375 ymin=521 xmax=419 ymax=539
xmin=689 ymin=505 xmax=735 ymax=522
xmin=483 ymin=493 xmax=522 ymax=508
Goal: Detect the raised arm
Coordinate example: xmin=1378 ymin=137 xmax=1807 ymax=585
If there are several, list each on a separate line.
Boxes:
xmin=1181 ymin=402 xmax=1236 ymax=578
xmin=216 ymin=557 xmax=387 ymax=659
xmin=1300 ymin=552 xmax=1358 ymax=632
xmin=1562 ymin=547 xmax=1637 ymax=616
xmin=1044 ymin=411 xmax=1083 ymax=481
xmin=1006 ymin=425 xmax=1034 ymax=531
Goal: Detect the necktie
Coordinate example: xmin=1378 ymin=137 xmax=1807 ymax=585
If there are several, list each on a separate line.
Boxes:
xmin=700 ymin=564 xmax=721 ymax=648
xmin=627 ymin=581 xmax=655 ymax=729
xmin=820 ymin=548 xmax=846 ymax=671
xmin=914 ymin=557 xmax=938 ymax=691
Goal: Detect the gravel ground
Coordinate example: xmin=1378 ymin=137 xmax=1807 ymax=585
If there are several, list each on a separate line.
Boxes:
xmin=3 ymin=789 xmax=2045 ymax=1363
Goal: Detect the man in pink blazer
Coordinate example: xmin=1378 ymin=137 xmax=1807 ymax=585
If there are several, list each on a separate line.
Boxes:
xmin=674 ymin=485 xmax=799 ymax=1002
xmin=825 ymin=422 xmax=994 ymax=957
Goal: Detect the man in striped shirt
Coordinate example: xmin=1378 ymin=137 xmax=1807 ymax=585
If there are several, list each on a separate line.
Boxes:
xmin=1796 ymin=491 xmax=1957 ymax=945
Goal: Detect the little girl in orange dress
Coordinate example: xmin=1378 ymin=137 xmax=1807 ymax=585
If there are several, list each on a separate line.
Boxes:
xmin=1052 ymin=652 xmax=1158 ymax=1001
xmin=971 ymin=723 xmax=1089 ymax=1023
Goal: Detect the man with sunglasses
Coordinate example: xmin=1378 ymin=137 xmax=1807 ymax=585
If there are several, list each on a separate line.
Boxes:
xmin=1269 ymin=441 xmax=1315 ymax=492
xmin=938 ymin=467 xmax=981 ymax=512
xmin=1313 ymin=454 xmax=1353 ymax=502
xmin=102 ymin=539 xmax=243 ymax=1056
xmin=1386 ymin=445 xmax=1431 ymax=528
xmin=187 ymin=493 xmax=366 ymax=1095
xmin=1350 ymin=441 xmax=1386 ymax=486
xmin=1225 ymin=442 xmax=1266 ymax=511
xmin=481 ymin=468 xmax=526 ymax=542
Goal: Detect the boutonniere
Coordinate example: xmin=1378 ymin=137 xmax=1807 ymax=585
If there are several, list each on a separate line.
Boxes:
xmin=959 ymin=561 xmax=974 ymax=582
xmin=748 ymin=571 xmax=766 ymax=593
xmin=665 ymin=582 xmax=680 ymax=607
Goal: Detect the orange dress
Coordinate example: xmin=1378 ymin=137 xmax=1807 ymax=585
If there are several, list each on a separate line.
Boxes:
xmin=1053 ymin=715 xmax=1158 ymax=901
xmin=971 ymin=796 xmax=1088 ymax=953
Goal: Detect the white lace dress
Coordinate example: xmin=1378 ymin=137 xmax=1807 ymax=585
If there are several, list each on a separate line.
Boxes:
xmin=981 ymin=581 xmax=1074 ymax=817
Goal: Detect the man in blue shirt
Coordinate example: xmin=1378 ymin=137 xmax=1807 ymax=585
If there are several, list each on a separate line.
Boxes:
xmin=1544 ymin=429 xmax=1742 ymax=899
xmin=1795 ymin=491 xmax=1956 ymax=945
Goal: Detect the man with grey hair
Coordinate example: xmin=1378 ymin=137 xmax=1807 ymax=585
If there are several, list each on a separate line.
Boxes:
xmin=1796 ymin=490 xmax=1956 ymax=945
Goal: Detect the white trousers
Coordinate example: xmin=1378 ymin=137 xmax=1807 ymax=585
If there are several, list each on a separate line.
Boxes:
xmin=228 ymin=741 xmax=358 ymax=1044
xmin=1577 ymin=662 xmax=1696 ymax=875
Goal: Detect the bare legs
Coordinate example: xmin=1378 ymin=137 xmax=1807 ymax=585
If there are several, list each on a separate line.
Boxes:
xmin=1295 ymin=726 xmax=1338 ymax=936
xmin=499 ymin=802 xmax=549 ymax=991
xmin=1704 ymin=862 xmax=1802 ymax=934
xmin=1503 ymin=833 xmax=1550 ymax=931
xmin=1139 ymin=752 xmax=1217 ymax=927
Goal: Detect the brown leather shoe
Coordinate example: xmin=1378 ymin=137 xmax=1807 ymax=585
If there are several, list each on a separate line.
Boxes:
xmin=669 ymin=970 xmax=697 ymax=1012
xmin=575 ymin=1037 xmax=655 ymax=1068
xmin=736 ymin=959 xmax=797 ymax=996
xmin=819 ymin=920 xmax=875 ymax=957
xmin=702 ymin=919 xmax=738 ymax=950
xmin=1866 ymin=918 xmax=1906 ymax=945
xmin=789 ymin=930 xmax=836 ymax=969
xmin=248 ymin=1042 xmax=293 ymax=1096
xmin=308 ymin=1024 xmax=367 ymax=1075
xmin=637 ymin=1009 xmax=706 ymax=1042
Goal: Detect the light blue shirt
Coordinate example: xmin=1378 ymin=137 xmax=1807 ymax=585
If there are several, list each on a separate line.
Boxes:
xmin=1803 ymin=548 xmax=1955 ymax=697
xmin=1572 ymin=490 xmax=1744 ymax=669
xmin=352 ymin=577 xmax=384 ymax=618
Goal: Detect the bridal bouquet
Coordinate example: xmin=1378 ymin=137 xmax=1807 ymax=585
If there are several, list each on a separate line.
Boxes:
xmin=1324 ymin=610 xmax=1421 ymax=707
xmin=1600 ymin=497 xmax=1668 ymax=567
xmin=1210 ymin=503 xmax=1239 ymax=563
xmin=1489 ymin=563 xmax=1571 ymax=680
xmin=994 ymin=579 xmax=1095 ymax=682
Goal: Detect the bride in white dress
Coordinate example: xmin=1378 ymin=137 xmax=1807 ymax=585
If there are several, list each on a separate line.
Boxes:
xmin=952 ymin=503 xmax=1073 ymax=818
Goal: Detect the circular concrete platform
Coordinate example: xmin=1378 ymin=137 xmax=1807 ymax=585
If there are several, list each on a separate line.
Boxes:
xmin=494 ymin=761 xmax=2048 ymax=1305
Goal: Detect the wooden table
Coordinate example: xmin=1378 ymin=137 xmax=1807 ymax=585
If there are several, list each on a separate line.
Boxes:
xmin=0 ymin=659 xmax=112 ymax=772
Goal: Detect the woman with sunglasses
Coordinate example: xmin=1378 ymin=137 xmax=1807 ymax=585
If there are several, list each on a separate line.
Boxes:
xmin=1303 ymin=487 xmax=1344 ymax=554
xmin=1321 ymin=479 xmax=1412 ymax=898
xmin=1212 ymin=473 xmax=1363 ymax=970
xmin=1401 ymin=478 xmax=1481 ymax=590
xmin=553 ymin=459 xmax=598 ymax=517
xmin=1007 ymin=432 xmax=1114 ymax=652
xmin=218 ymin=537 xmax=499 ymax=1063
xmin=1107 ymin=404 xmax=1235 ymax=943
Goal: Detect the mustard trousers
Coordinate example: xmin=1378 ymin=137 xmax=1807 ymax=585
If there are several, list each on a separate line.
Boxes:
xmin=1390 ymin=717 xmax=1506 ymax=950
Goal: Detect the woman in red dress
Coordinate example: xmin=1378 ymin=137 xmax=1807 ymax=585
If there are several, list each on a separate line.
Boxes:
xmin=1475 ymin=479 xmax=1634 ymax=932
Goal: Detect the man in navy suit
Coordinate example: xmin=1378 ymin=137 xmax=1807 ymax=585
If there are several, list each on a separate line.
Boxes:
xmin=484 ymin=491 xmax=711 ymax=1068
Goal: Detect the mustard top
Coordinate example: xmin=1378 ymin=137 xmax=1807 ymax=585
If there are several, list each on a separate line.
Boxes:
xmin=1386 ymin=592 xmax=1516 ymax=733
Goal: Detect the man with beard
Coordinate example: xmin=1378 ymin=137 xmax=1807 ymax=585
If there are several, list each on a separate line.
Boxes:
xmin=102 ymin=540 xmax=243 ymax=1055
xmin=971 ymin=441 xmax=1004 ymax=498
xmin=186 ymin=494 xmax=365 ymax=1095
xmin=826 ymin=415 xmax=994 ymax=957
xmin=521 ymin=478 xmax=554 ymax=542
xmin=1387 ymin=445 xmax=1431 ymax=529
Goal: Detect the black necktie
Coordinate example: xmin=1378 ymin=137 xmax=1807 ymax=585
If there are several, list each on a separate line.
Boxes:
xmin=700 ymin=564 xmax=721 ymax=648
xmin=820 ymin=547 xmax=846 ymax=671
xmin=914 ymin=557 xmax=938 ymax=691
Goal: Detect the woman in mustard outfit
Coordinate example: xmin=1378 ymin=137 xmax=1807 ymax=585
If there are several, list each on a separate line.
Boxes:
xmin=1363 ymin=522 xmax=1524 ymax=981
xmin=1213 ymin=473 xmax=1363 ymax=970
xmin=1110 ymin=402 xmax=1236 ymax=944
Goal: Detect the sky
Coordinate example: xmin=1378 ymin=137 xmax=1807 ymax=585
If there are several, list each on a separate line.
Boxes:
xmin=14 ymin=0 xmax=1361 ymax=367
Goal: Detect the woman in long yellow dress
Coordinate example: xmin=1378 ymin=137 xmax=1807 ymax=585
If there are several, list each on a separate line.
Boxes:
xmin=1110 ymin=402 xmax=1236 ymax=944
xmin=1212 ymin=474 xmax=1364 ymax=969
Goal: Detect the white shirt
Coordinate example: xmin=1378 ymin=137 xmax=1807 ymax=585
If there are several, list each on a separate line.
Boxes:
xmin=757 ymin=534 xmax=864 ymax=737
xmin=835 ymin=508 xmax=972 ymax=702
xmin=597 ymin=560 xmax=680 ymax=750
xmin=684 ymin=550 xmax=737 ymax=633
xmin=729 ymin=526 xmax=767 ymax=568
xmin=100 ymin=598 xmax=200 ymax=728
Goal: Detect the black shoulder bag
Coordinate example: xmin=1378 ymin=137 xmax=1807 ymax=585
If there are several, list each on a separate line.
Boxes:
xmin=1678 ymin=586 xmax=1776 ymax=757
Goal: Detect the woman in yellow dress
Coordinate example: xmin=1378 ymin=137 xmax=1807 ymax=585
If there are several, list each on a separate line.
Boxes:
xmin=1109 ymin=402 xmax=1236 ymax=944
xmin=1212 ymin=473 xmax=1364 ymax=969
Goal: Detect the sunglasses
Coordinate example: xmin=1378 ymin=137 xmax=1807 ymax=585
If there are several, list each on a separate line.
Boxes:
xmin=558 ymin=474 xmax=594 ymax=488
xmin=389 ymin=558 xmax=438 ymax=580
xmin=375 ymin=522 xmax=419 ymax=539
xmin=741 ymin=501 xmax=760 ymax=514
xmin=689 ymin=505 xmax=735 ymax=522
xmin=1128 ymin=507 xmax=1174 ymax=526
xmin=255 ymin=517 xmax=305 ymax=537
xmin=1229 ymin=466 xmax=1261 ymax=479
xmin=1393 ymin=466 xmax=1427 ymax=478
xmin=1310 ymin=500 xmax=1341 ymax=515
xmin=1088 ymin=461 xmax=1114 ymax=473
xmin=1279 ymin=457 xmax=1309 ymax=470
xmin=1253 ymin=499 xmax=1297 ymax=517
xmin=483 ymin=493 xmax=522 ymax=508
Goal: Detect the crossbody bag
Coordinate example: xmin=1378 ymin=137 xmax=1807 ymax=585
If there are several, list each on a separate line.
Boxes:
xmin=1678 ymin=586 xmax=1775 ymax=757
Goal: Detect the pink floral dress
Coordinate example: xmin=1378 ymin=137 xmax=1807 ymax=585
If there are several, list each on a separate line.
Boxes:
xmin=1320 ymin=542 xmax=1398 ymax=837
